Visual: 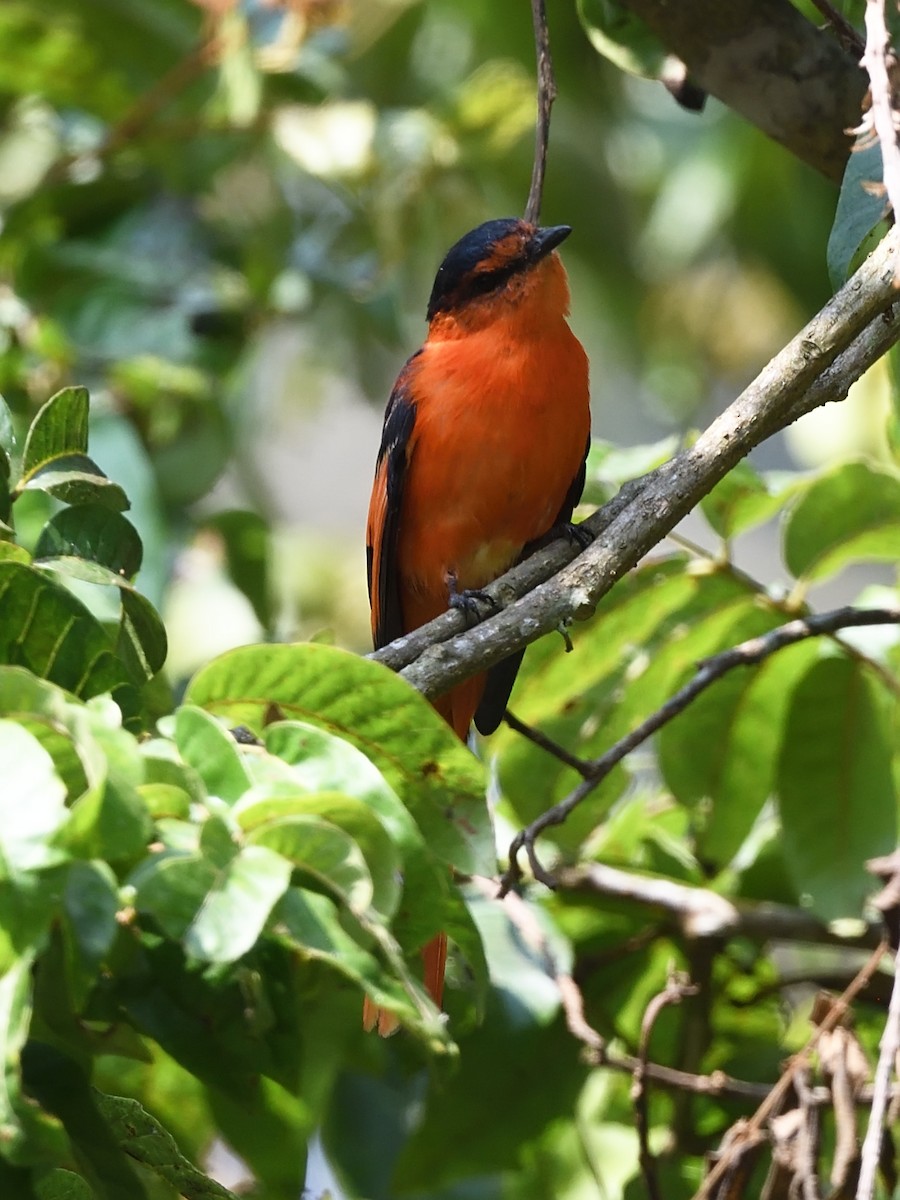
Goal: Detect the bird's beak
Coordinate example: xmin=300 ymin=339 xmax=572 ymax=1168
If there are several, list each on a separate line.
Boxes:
xmin=532 ymin=224 xmax=572 ymax=260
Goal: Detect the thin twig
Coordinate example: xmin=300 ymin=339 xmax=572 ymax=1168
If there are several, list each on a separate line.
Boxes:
xmin=862 ymin=0 xmax=900 ymax=221
xmin=692 ymin=940 xmax=889 ymax=1200
xmin=794 ymin=1067 xmax=822 ymax=1200
xmin=857 ymin=943 xmax=900 ymax=1199
xmin=502 ymin=709 xmax=592 ymax=777
xmin=524 ymin=0 xmax=556 ymax=225
xmin=808 ymin=0 xmax=866 ymax=55
xmin=503 ymin=605 xmax=900 ymax=889
xmin=633 ymin=973 xmax=699 ymax=1200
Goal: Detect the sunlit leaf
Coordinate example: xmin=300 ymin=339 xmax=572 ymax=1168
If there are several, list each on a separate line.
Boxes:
xmin=248 ymin=812 xmax=374 ymax=916
xmin=116 ymin=588 xmax=167 ymax=680
xmin=236 ymin=786 xmax=401 ymax=919
xmin=783 ymin=460 xmax=900 ymax=581
xmin=174 ymin=706 xmax=251 ymax=803
xmin=0 ymin=720 xmax=68 ymax=871
xmin=186 ymin=644 xmax=494 ymax=876
xmin=21 ymin=387 xmax=88 ymax=476
xmin=34 ymin=506 xmax=142 ymax=579
xmin=19 ymin=454 xmax=129 ymax=511
xmin=701 ymin=461 xmax=800 ymax=540
xmin=261 ymin=719 xmax=417 ymax=850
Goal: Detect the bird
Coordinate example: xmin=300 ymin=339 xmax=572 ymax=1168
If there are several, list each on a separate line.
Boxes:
xmin=364 ymin=217 xmax=591 ymax=1034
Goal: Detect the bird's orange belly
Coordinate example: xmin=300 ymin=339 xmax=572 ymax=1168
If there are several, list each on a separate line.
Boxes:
xmin=396 ymin=364 xmax=588 ymax=607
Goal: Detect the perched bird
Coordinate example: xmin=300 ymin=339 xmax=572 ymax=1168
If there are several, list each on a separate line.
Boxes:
xmin=364 ymin=217 xmax=591 ymax=1034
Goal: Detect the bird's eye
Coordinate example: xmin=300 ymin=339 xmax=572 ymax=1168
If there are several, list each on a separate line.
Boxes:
xmin=463 ymin=262 xmax=518 ymax=300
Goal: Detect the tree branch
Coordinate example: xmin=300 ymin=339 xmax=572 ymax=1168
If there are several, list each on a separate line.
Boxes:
xmin=617 ymin=0 xmax=866 ymax=183
xmin=504 ymin=605 xmax=900 ymax=887
xmin=857 ymin=944 xmax=900 ymax=1200
xmin=693 ymin=940 xmax=890 ymax=1200
xmin=374 ymin=225 xmax=900 ymax=704
xmin=862 ymin=0 xmax=900 ymax=220
xmin=524 ymin=0 xmax=555 ymax=225
xmin=634 ymin=973 xmax=699 ymax=1200
xmin=554 ymin=863 xmax=882 ymax=949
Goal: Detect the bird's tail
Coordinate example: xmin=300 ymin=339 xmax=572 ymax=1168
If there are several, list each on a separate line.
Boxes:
xmin=363 ymin=678 xmax=480 ymax=1036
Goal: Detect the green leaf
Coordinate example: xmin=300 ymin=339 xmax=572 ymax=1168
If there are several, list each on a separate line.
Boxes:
xmin=94 ymin=1092 xmax=240 ymax=1199
xmin=132 ymin=843 xmax=293 ymax=963
xmin=236 ymin=786 xmax=401 ymax=919
xmin=700 ymin=462 xmax=800 ymax=540
xmin=64 ymin=780 xmax=151 ymax=866
xmin=0 ymin=720 xmax=68 ymax=870
xmin=62 ymin=860 xmax=120 ymax=975
xmin=778 ymin=655 xmax=896 ymax=920
xmin=36 ymin=1169 xmax=98 ymax=1199
xmin=116 ymin=588 xmax=168 ymax=680
xmin=185 ymin=644 xmax=494 ymax=875
xmin=783 ymin=461 xmax=900 ymax=582
xmin=21 ymin=1044 xmax=147 ymax=1199
xmin=261 ymin=719 xmax=418 ymax=850
xmin=275 ymin=886 xmax=420 ymax=1018
xmin=827 ymin=139 xmax=888 ymax=288
xmin=247 ymin=811 xmax=374 ymax=916
xmin=0 ymin=395 xmax=15 ymax=470
xmin=577 ymin=0 xmax=667 ymax=78
xmin=22 ymin=387 xmax=89 ymax=476
xmin=184 ymin=845 xmax=292 ymax=962
xmin=19 ymin=455 xmax=129 ymax=511
xmin=0 ymin=957 xmax=67 ymax=1165
xmin=0 ymin=562 xmax=135 ymax=714
xmin=34 ymin=505 xmax=143 ymax=579
xmin=666 ymin=639 xmax=820 ymax=867
xmin=174 ymin=706 xmax=252 ymax=803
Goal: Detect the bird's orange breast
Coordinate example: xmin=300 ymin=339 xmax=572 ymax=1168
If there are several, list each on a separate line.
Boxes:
xmin=396 ymin=313 xmax=589 ymax=608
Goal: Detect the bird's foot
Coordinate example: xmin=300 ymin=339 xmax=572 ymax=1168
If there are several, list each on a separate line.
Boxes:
xmin=447 ymin=573 xmax=498 ymax=623
xmin=558 ymin=521 xmax=593 ymax=550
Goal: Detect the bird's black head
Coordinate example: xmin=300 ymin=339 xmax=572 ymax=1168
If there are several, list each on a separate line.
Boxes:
xmin=426 ymin=218 xmax=571 ymax=322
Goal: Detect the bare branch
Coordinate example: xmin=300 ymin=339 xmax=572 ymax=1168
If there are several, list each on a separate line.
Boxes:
xmin=692 ymin=941 xmax=890 ymax=1200
xmin=524 ymin=0 xmax=556 ymax=225
xmin=862 ymin=0 xmax=900 ymax=222
xmin=808 ymin=0 xmax=866 ymax=56
xmin=633 ymin=973 xmax=699 ymax=1200
xmin=857 ymin=944 xmax=900 ymax=1200
xmin=555 ymin=863 xmax=882 ymax=948
xmin=504 ymin=605 xmax=900 ymax=887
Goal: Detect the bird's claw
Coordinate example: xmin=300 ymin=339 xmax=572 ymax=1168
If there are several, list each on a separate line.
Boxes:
xmin=447 ymin=576 xmax=498 ymax=622
xmin=560 ymin=521 xmax=593 ymax=550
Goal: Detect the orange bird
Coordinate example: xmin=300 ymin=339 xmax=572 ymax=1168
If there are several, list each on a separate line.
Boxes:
xmin=364 ymin=218 xmax=591 ymax=1034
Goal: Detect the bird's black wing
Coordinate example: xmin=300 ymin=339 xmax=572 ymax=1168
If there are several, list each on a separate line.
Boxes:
xmin=367 ymin=357 xmax=419 ymax=649
xmin=474 ymin=432 xmax=591 ymax=734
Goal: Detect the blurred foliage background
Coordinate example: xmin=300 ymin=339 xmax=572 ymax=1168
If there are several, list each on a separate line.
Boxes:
xmin=2 ymin=3 xmax=894 ymax=1198
xmin=0 ymin=0 xmax=860 ymax=684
